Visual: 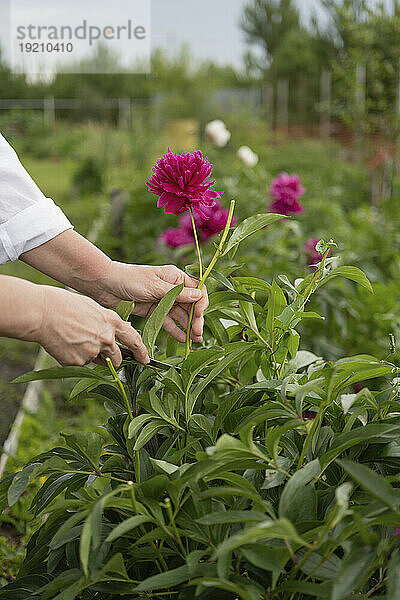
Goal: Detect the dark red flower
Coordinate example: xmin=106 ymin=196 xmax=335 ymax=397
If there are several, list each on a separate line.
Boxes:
xmin=147 ymin=148 xmax=222 ymax=218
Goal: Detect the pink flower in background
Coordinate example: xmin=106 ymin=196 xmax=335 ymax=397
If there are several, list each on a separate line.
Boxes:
xmin=159 ymin=199 xmax=236 ymax=248
xmin=147 ymin=148 xmax=222 ymax=218
xmin=159 ymin=227 xmax=194 ymax=248
xmin=180 ymin=199 xmax=237 ymax=240
xmin=305 ymin=238 xmax=331 ymax=267
xmin=269 ymin=172 xmax=305 ymax=215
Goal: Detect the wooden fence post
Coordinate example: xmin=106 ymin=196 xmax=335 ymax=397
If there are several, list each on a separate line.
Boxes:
xmin=320 ymin=69 xmax=331 ymax=140
xmin=118 ymin=98 xmax=132 ymax=129
xmin=276 ymin=78 xmax=289 ymax=137
xmin=354 ymin=63 xmax=366 ymax=160
xmin=395 ymin=56 xmax=400 ymax=174
xmin=43 ymin=96 xmax=55 ymax=126
xmin=265 ymin=80 xmax=274 ymax=139
xmin=110 ymin=188 xmax=130 ymax=259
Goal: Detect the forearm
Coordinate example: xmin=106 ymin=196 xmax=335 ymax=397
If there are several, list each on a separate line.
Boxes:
xmin=0 ymin=275 xmax=44 ymax=342
xmin=20 ymin=229 xmax=114 ymax=304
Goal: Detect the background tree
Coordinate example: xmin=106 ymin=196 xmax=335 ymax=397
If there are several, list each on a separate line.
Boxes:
xmin=241 ymin=0 xmax=301 ymax=72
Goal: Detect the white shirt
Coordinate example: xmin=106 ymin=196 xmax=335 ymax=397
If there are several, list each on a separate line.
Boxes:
xmin=0 ymin=134 xmax=72 ymax=264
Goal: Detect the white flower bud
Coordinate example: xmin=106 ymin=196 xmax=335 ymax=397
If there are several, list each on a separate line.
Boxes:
xmin=205 ymin=120 xmax=231 ymax=148
xmin=237 ymin=145 xmax=259 ymax=167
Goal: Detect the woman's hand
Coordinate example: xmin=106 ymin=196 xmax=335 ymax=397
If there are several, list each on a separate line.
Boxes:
xmin=98 ymin=263 xmax=209 ymax=344
xmin=36 ymin=285 xmax=150 ymax=367
xmin=20 ymin=231 xmax=209 ymax=344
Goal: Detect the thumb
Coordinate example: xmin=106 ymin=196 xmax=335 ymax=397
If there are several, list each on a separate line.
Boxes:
xmin=176 ymin=286 xmax=202 ymax=303
xmin=156 ymin=278 xmax=202 ymax=303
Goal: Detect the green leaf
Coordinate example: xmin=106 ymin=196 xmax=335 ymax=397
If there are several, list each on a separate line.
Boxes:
xmin=387 ymin=549 xmax=400 ymax=600
xmin=38 ymin=570 xmax=82 ymax=600
xmin=61 ymin=431 xmax=104 ymax=470
xmin=210 ymin=270 xmax=236 ymax=292
xmin=191 ymin=343 xmax=249 ymax=408
xmin=278 ymin=581 xmax=331 ymax=597
xmin=101 ymin=553 xmax=129 ymax=580
xmin=241 ymin=544 xmax=288 ymax=573
xmin=233 ymin=276 xmax=271 ymax=294
xmin=8 ymin=463 xmax=38 ymax=506
xmin=214 ymin=518 xmax=309 ymax=558
xmin=190 ymin=577 xmax=262 ymax=600
xmin=79 ymin=512 xmax=92 ymax=578
xmin=321 ymin=423 xmax=400 ymax=470
xmin=318 ymin=266 xmax=373 ymax=294
xmin=206 ymin=291 xmax=256 ymax=315
xmin=69 ymin=378 xmax=102 ymax=399
xmin=188 ymin=414 xmax=214 ymax=445
xmin=142 ymin=283 xmax=183 ymax=357
xmin=337 ymin=459 xmax=398 ymax=511
xmin=133 ymin=420 xmax=165 ymax=451
xmin=135 ymin=565 xmax=189 ymax=592
xmin=279 ymin=459 xmax=320 ymax=518
xmin=223 ymin=213 xmax=285 ymax=255
xmin=50 ymin=511 xmax=88 ymax=549
xmin=332 ymin=358 xmax=394 ymax=393
xmin=265 ymin=421 xmax=301 ymax=464
xmin=116 ymin=300 xmax=134 ymax=321
xmin=149 ymin=458 xmax=179 ymax=475
xmin=330 ymin=545 xmax=376 ymax=600
xmin=266 ymin=280 xmax=287 ymax=335
xmin=297 ymin=549 xmax=341 ymax=580
xmin=106 ymin=515 xmax=154 ymax=542
xmin=52 ymin=581 xmax=83 ymax=600
xmin=127 ymin=413 xmax=154 ymax=439
xmin=196 ymin=511 xmax=267 ymax=525
xmin=288 ymin=329 xmax=300 ymax=358
xmin=13 ymin=366 xmax=107 ymax=384
xmin=181 ymin=348 xmax=222 ymax=390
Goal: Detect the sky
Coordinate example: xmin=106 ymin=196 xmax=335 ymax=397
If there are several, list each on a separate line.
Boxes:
xmin=0 ymin=0 xmax=396 ymax=72
xmin=151 ymin=0 xmax=327 ymax=68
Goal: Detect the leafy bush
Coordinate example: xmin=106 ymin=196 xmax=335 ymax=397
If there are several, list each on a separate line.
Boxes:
xmin=2 ymin=206 xmax=399 ymax=599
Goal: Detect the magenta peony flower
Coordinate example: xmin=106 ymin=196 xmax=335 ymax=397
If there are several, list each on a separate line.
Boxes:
xmin=179 ymin=199 xmax=237 ymax=241
xmin=269 ymin=172 xmax=305 ymax=215
xmin=147 ymin=148 xmax=222 ymax=218
xmin=305 ymin=238 xmax=331 ymax=267
xmin=159 ymin=227 xmax=194 ymax=248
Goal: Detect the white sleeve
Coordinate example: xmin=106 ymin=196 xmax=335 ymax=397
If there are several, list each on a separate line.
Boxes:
xmin=0 ymin=134 xmax=73 ymax=264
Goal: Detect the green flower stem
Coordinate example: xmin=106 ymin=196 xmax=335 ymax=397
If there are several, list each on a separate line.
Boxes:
xmin=297 ymin=401 xmax=327 ymax=470
xmin=189 ymin=207 xmax=203 ymax=280
xmin=185 ymin=200 xmax=236 ymax=358
xmin=106 ymin=358 xmax=134 ymax=421
xmin=106 ymin=359 xmax=141 ymax=482
xmin=302 ymin=246 xmax=332 ymax=307
xmin=164 ymin=497 xmax=187 ymax=557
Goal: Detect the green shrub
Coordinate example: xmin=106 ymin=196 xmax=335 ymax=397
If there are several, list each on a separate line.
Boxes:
xmin=2 ymin=212 xmax=399 ymax=599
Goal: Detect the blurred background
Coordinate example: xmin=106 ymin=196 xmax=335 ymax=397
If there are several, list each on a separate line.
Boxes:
xmin=1 ymin=0 xmax=400 ymax=578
